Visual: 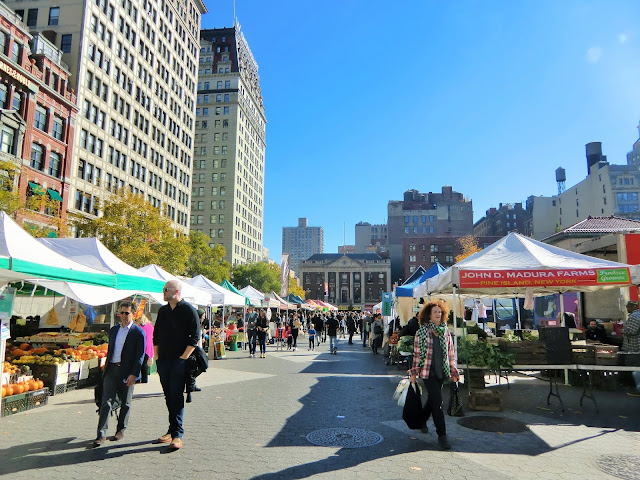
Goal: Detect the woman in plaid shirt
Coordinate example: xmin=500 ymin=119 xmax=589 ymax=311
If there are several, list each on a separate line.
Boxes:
xmin=408 ymin=300 xmax=459 ymax=450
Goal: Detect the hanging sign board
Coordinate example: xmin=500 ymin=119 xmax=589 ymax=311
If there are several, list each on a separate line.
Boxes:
xmin=459 ymin=268 xmax=631 ymax=289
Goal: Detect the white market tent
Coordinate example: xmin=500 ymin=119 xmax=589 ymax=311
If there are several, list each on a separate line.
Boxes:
xmin=0 ymin=212 xmax=140 ymax=305
xmin=40 ymin=237 xmax=165 ymax=293
xmin=238 ymin=285 xmax=281 ymax=308
xmin=416 ymin=232 xmax=640 ymax=299
xmin=0 ymin=211 xmax=116 ymax=289
xmin=139 ymin=265 xmax=214 ymax=305
xmin=187 ymin=274 xmax=247 ymax=307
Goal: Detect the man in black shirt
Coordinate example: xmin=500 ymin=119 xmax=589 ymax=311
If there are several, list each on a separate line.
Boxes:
xmin=326 ymin=314 xmax=339 ymax=354
xmin=585 ymin=320 xmax=607 ymax=343
xmin=153 ymin=280 xmax=199 ymax=450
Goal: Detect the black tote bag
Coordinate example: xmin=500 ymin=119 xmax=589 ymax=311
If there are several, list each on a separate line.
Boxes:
xmin=402 ymin=383 xmax=426 ymax=429
xmin=447 ymin=382 xmax=464 ymax=417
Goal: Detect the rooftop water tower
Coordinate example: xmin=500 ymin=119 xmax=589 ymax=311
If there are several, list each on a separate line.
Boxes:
xmin=556 ymin=167 xmax=566 ymax=195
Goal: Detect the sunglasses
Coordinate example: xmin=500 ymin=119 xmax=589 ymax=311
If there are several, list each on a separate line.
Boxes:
xmin=119 ymin=312 xmax=132 ymax=316
xmin=163 ymin=287 xmax=176 ymax=292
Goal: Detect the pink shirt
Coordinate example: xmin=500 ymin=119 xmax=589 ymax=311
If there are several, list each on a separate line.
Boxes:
xmin=141 ymin=322 xmax=155 ymax=358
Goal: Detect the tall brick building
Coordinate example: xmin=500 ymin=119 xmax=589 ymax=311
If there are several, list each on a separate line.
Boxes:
xmin=0 ymin=3 xmax=77 ymax=233
xmin=387 ymin=186 xmax=473 ymax=282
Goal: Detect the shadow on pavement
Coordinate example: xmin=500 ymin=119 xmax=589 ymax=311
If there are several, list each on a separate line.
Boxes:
xmin=0 ymin=438 xmax=165 ymax=475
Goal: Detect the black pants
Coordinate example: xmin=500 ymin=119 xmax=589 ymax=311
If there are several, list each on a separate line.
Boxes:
xmin=248 ymin=329 xmax=257 ymax=354
xmin=292 ymin=329 xmax=298 ymax=348
xmin=348 ymin=332 xmax=354 ymax=344
xmin=422 ymin=374 xmax=446 ymax=437
xmin=257 ymin=330 xmax=267 ymax=354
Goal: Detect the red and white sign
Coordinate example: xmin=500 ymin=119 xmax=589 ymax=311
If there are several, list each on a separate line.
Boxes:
xmin=459 ymin=268 xmax=630 ymax=289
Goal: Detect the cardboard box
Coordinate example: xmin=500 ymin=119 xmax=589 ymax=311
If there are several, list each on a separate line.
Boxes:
xmin=88 ymin=358 xmax=99 ymax=369
xmin=68 ymin=362 xmax=81 ymax=374
xmin=79 ymin=361 xmax=90 ymax=380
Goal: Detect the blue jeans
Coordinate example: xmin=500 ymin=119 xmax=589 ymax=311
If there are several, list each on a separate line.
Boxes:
xmin=157 ymin=357 xmax=187 ymax=439
xmin=248 ymin=329 xmax=257 ymax=354
xmin=329 ymin=336 xmax=338 ymax=352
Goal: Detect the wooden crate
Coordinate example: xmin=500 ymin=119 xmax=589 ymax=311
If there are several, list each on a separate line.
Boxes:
xmin=468 ymin=389 xmax=503 ymax=412
xmin=502 ymin=341 xmax=548 ymax=364
xmin=571 ymin=345 xmax=595 ymax=365
xmin=595 ymin=345 xmax=619 ymax=366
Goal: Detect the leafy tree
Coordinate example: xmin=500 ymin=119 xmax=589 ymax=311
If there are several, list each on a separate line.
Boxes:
xmin=75 ymin=191 xmax=190 ymax=273
xmin=288 ymin=277 xmax=305 ymax=299
xmin=231 ymin=261 xmax=280 ymax=293
xmin=455 ymin=235 xmax=482 ymax=263
xmin=186 ymin=230 xmax=231 ymax=283
xmin=0 ymin=160 xmax=21 ymax=217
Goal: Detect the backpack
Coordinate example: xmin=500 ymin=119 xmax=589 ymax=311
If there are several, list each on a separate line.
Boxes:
xmin=374 ymin=324 xmax=383 ymax=335
xmin=94 ymin=381 xmax=121 ymax=415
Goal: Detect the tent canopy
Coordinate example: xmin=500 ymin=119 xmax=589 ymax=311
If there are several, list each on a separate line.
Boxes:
xmin=139 ymin=265 xmax=213 ymax=305
xmin=416 ymin=232 xmax=640 ymax=298
xmin=395 ymin=263 xmax=445 ymax=297
xmin=402 ymin=266 xmax=426 ymax=285
xmin=220 ymin=279 xmax=250 ymax=305
xmin=40 ymin=237 xmax=165 ymax=292
xmin=0 ymin=212 xmax=117 ymax=288
xmin=188 ymin=275 xmax=247 ymax=306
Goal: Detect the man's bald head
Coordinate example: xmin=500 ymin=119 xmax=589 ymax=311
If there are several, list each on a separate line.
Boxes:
xmin=163 ymin=280 xmax=182 ymax=304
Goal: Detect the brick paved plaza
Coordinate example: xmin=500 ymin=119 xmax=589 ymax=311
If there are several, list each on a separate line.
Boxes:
xmin=1 ymin=339 xmax=639 ymax=480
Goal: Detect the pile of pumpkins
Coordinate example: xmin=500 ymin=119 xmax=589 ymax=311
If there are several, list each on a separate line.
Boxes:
xmin=7 ymin=343 xmax=108 ymax=366
xmin=2 ymin=378 xmax=44 ymax=398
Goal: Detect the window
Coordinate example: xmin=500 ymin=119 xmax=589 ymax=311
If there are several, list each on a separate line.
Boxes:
xmin=48 ymin=7 xmax=60 ymax=25
xmin=30 ymin=144 xmax=44 ymax=170
xmin=404 ymin=226 xmax=410 ymax=234
xmin=409 ymin=244 xmax=416 ymax=251
xmin=429 ymin=226 xmax=435 ymax=234
xmin=404 ymin=215 xmax=409 ymax=223
xmin=429 ymin=215 xmax=434 ymax=222
xmin=0 ymin=32 xmax=5 ymax=55
xmin=0 ymin=84 xmax=7 ymax=108
xmin=413 ymin=226 xmax=418 ymax=234
xmin=430 ymin=244 xmax=438 ymax=252
xmin=445 ymin=254 xmax=454 ymax=263
xmin=430 ymin=255 xmax=438 ymax=263
xmin=27 ymin=9 xmax=38 ymax=27
xmin=48 ymin=152 xmax=61 ymax=177
xmin=0 ymin=126 xmax=15 ymax=154
xmin=50 ymin=116 xmax=64 ymax=140
xmin=11 ymin=42 xmax=20 ymax=63
xmin=409 ymin=255 xmax=416 ymax=262
xmin=12 ymin=92 xmax=22 ymax=111
xmin=34 ymin=105 xmax=47 ymax=131
xmin=61 ymin=34 xmax=72 ymax=53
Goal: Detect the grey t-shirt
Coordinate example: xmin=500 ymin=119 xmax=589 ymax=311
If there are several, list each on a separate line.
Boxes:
xmin=246 ymin=313 xmax=258 ymax=330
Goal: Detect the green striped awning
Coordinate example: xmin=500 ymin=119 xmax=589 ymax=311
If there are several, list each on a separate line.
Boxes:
xmin=28 ymin=182 xmax=45 ymax=195
xmin=47 ymin=189 xmax=63 ymax=201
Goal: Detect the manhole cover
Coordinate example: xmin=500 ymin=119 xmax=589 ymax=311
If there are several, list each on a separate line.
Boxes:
xmin=595 ymin=455 xmax=640 ymax=480
xmin=306 ymin=428 xmax=383 ymax=448
xmin=457 ymin=415 xmax=529 ymax=433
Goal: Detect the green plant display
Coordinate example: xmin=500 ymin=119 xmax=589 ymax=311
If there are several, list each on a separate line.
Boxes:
xmin=397 ymin=336 xmax=415 ymax=354
xmin=458 ymin=337 xmax=514 ymax=371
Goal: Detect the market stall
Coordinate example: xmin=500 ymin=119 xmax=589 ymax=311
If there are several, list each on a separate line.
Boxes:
xmin=413 ymin=232 xmax=640 ymax=411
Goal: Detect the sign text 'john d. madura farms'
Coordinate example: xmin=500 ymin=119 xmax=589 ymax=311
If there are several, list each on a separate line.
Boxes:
xmin=459 ymin=268 xmax=630 ymax=288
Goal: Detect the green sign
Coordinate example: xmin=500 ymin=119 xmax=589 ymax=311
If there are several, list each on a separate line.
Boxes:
xmin=597 ymin=268 xmax=629 ymax=284
xmin=382 ymin=292 xmax=392 ymax=316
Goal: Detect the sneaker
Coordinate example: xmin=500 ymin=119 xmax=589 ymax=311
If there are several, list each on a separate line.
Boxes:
xmin=293 ymin=347 xmax=296 ymax=351
xmin=333 ymin=348 xmax=337 ymax=355
xmin=438 ymin=435 xmax=451 ymax=450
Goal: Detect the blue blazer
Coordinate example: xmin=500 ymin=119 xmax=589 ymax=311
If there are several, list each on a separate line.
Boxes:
xmin=105 ymin=323 xmax=146 ymax=381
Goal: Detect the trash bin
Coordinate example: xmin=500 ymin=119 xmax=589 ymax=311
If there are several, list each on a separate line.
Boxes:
xmin=229 ymin=334 xmax=238 ymax=351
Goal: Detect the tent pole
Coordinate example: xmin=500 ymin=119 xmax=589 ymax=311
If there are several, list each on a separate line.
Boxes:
xmin=517 ymin=298 xmax=522 ymax=330
xmin=559 ymin=292 xmax=569 ymax=385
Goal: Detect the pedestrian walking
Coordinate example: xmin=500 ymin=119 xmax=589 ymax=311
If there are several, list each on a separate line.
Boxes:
xmin=347 ymin=314 xmax=356 ymax=344
xmin=362 ymin=314 xmax=371 ymax=347
xmin=135 ymin=313 xmax=154 ymax=384
xmin=256 ymin=309 xmax=269 ymax=358
xmin=372 ymin=313 xmax=384 ymax=354
xmin=291 ymin=314 xmax=300 ymax=351
xmin=326 ymin=314 xmax=339 ymax=354
xmin=408 ymin=300 xmax=459 ymax=451
xmin=245 ymin=307 xmax=258 ymax=358
xmin=93 ymin=301 xmax=145 ymax=447
xmin=307 ymin=324 xmax=316 ymax=351
xmin=153 ymin=280 xmax=200 ymax=450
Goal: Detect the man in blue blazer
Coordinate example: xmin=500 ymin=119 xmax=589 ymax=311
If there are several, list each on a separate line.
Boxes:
xmin=93 ymin=300 xmax=146 ymax=447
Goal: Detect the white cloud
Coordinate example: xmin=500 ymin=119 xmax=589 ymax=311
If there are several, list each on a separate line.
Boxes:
xmin=618 ymin=33 xmax=628 ymax=44
xmin=586 ymin=46 xmax=603 ymax=63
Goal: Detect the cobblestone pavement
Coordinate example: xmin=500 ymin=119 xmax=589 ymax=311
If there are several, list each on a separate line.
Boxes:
xmin=1 ymin=337 xmax=640 ymax=479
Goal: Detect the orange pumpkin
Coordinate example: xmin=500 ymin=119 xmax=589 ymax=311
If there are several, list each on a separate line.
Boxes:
xmin=37 ymin=379 xmax=44 ymax=389
xmin=21 ymin=381 xmax=29 ymax=393
xmin=5 ymin=384 xmax=14 ymax=396
xmin=14 ymin=383 xmax=24 ymax=394
xmin=1 ymin=386 xmax=6 ymax=397
xmin=11 ymin=349 xmax=24 ymax=357
xmin=19 ymin=343 xmax=31 ymax=351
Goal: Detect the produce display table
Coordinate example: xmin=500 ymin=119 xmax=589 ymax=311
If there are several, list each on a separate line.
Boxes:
xmin=459 ymin=364 xmax=640 ymax=413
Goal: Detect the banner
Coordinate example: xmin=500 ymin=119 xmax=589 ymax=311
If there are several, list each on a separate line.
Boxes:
xmin=459 ymin=268 xmax=631 ymax=289
xmin=280 ymin=254 xmax=290 ymax=297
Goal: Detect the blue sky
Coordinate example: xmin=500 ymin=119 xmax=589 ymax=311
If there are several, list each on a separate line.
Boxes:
xmin=201 ymin=1 xmax=640 ymax=262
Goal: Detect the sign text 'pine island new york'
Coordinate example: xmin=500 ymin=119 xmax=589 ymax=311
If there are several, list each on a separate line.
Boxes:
xmin=459 ymin=268 xmax=630 ymax=288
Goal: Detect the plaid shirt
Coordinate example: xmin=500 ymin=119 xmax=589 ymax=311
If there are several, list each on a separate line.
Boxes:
xmin=408 ymin=327 xmax=459 ymax=379
xmin=623 ymin=310 xmax=640 ymax=353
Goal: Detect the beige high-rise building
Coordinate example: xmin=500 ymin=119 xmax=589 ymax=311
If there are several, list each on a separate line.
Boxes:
xmin=5 ymin=0 xmax=207 ymax=233
xmin=192 ymin=24 xmax=266 ymax=265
